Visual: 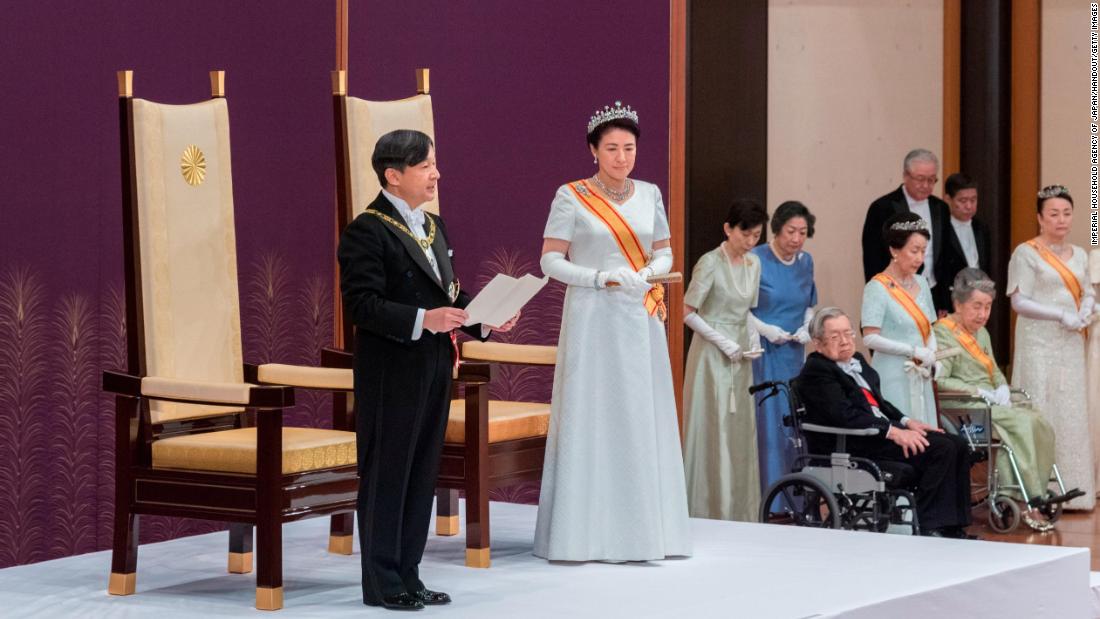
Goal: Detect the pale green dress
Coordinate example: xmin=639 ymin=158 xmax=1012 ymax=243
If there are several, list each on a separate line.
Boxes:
xmin=682 ymin=247 xmax=761 ymax=522
xmin=934 ymin=320 xmax=1055 ymax=502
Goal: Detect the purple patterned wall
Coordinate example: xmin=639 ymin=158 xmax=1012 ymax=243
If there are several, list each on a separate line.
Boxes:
xmin=0 ymin=1 xmax=669 ymax=567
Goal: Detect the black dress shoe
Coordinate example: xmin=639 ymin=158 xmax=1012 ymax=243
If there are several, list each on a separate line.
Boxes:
xmin=412 ymin=588 xmax=452 ymax=605
xmin=365 ymin=592 xmax=424 ymax=611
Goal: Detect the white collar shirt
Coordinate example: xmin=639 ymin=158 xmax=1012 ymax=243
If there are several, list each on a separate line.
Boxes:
xmin=951 ymin=216 xmax=979 ymax=268
xmin=382 ymin=188 xmax=440 ymax=282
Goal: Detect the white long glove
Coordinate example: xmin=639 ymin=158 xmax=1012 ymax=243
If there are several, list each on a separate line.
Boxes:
xmin=1011 ymin=292 xmax=1085 ymax=331
xmin=685 ymin=312 xmax=742 ymax=361
xmin=1080 ymin=294 xmax=1097 ymax=323
xmin=791 ymin=306 xmax=815 ymax=345
xmin=541 ymin=251 xmax=609 ymax=288
xmin=639 ymin=246 xmax=673 ymax=280
xmin=993 ymin=384 xmax=1011 ymax=406
xmin=862 ymin=332 xmax=915 ymax=358
xmin=750 ymin=313 xmax=791 ymax=344
xmin=608 ymin=266 xmax=651 ymax=295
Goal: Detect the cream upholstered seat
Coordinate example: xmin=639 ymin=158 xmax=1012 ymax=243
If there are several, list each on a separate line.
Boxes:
xmin=105 ymin=70 xmax=358 ymax=612
xmin=332 ymin=69 xmax=555 ymax=569
xmin=153 ymin=427 xmax=356 ymax=474
xmin=444 ymin=400 xmax=550 ymax=444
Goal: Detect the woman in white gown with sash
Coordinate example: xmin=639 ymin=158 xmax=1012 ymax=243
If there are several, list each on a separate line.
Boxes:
xmin=1008 ymin=185 xmax=1098 ymax=510
xmin=534 ymin=103 xmax=692 ymax=561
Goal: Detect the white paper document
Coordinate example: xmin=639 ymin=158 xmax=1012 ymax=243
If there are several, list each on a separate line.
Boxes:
xmin=462 ymin=273 xmax=548 ymax=327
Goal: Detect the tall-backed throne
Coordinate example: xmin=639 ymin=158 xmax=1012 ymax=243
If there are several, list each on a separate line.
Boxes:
xmin=105 ymin=70 xmax=359 ymax=611
xmin=330 ymin=68 xmax=554 ymax=567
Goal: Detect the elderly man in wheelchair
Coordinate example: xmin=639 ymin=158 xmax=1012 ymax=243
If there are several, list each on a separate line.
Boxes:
xmin=762 ymin=306 xmax=975 ymax=539
xmin=934 ymin=268 xmax=1084 ymax=533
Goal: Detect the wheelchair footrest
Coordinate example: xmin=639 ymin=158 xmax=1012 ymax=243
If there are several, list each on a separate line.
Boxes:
xmin=1031 ymin=488 xmax=1086 ymax=508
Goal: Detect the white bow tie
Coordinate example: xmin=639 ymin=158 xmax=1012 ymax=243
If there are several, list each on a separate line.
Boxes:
xmin=839 ymin=359 xmax=863 ymax=375
xmin=404 ymin=208 xmax=425 ymax=229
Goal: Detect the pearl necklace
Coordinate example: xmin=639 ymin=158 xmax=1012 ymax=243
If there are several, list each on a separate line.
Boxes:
xmin=591 ymin=174 xmax=633 ymax=202
xmin=721 ymin=242 xmax=753 ymax=298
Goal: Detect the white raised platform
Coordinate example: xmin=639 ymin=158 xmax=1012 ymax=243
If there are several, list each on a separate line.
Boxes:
xmin=0 ymin=501 xmax=1091 ymax=618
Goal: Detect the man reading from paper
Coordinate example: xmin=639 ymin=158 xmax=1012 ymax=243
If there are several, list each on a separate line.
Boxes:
xmin=338 ymin=129 xmax=517 ymax=611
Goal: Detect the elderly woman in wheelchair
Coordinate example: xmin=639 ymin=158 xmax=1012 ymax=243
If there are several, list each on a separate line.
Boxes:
xmin=757 ymin=306 xmax=974 ymax=538
xmin=934 ymin=268 xmax=1083 ymax=532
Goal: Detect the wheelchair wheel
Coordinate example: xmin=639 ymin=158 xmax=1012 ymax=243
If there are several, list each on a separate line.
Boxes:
xmin=988 ymin=495 xmax=1021 ymax=533
xmin=760 ymin=473 xmax=841 ymax=528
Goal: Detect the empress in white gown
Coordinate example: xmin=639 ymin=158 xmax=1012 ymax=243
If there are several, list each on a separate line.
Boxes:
xmin=1008 ymin=242 xmax=1095 ymax=510
xmin=533 ymin=180 xmax=693 ymax=561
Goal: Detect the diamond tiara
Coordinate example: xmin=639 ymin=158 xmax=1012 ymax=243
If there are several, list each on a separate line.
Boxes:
xmin=889 ymin=219 xmax=928 ymax=232
xmin=587 ymin=101 xmax=639 ymax=134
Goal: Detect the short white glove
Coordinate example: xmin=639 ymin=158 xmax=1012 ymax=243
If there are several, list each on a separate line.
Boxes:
xmin=1059 ymin=309 xmax=1086 ymax=332
xmin=750 ymin=314 xmax=791 ymax=344
xmin=912 ymin=346 xmax=937 ymax=368
xmin=685 ymin=312 xmax=742 ymax=361
xmin=993 ymin=384 xmax=1011 ymax=406
xmin=1079 ymin=296 xmax=1096 ymax=323
xmin=608 ymin=266 xmax=651 ymax=295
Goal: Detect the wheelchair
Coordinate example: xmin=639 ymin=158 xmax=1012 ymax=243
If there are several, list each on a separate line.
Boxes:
xmin=936 ymin=388 xmax=1084 ymax=533
xmin=754 ymin=379 xmax=920 ymax=535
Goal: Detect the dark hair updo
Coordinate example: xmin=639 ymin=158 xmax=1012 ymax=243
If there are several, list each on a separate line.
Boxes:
xmin=725 ymin=198 xmax=769 ymax=232
xmin=770 ymin=201 xmax=816 ymax=237
xmin=1036 ymin=184 xmax=1073 ymax=213
xmin=586 ymin=117 xmax=641 ymax=148
xmin=882 ymin=211 xmax=930 ymax=249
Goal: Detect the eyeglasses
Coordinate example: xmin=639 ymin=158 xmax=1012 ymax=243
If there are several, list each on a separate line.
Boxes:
xmin=1037 ymin=184 xmax=1070 ymax=199
xmin=906 ymin=173 xmax=938 ymax=186
xmin=822 ymin=330 xmax=857 ymax=344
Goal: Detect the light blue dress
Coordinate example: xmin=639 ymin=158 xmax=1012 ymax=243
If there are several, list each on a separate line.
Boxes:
xmin=860 ymin=275 xmax=938 ymax=426
xmin=750 ymin=246 xmax=816 ymax=493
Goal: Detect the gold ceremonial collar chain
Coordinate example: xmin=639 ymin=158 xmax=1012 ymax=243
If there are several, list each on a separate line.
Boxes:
xmin=366 ymin=209 xmax=437 ymax=250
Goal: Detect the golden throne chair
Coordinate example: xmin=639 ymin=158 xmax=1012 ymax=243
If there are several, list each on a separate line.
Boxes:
xmin=105 ymin=70 xmax=358 ymax=611
xmin=330 ymin=68 xmax=553 ymax=567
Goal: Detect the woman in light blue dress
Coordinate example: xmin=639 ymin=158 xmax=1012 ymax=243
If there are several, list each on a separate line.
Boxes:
xmin=749 ymin=201 xmax=817 ymax=493
xmin=860 ymin=212 xmax=939 ymax=427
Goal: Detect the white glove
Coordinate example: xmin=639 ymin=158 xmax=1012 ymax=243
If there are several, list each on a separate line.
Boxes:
xmin=1079 ymin=295 xmax=1096 ymax=323
xmin=750 ymin=313 xmax=791 ymax=344
xmin=862 ymin=332 xmax=915 ymax=358
xmin=644 ymin=246 xmax=673 ymax=277
xmin=993 ymin=384 xmax=1011 ymax=406
xmin=541 ymin=251 xmax=608 ymax=288
xmin=685 ymin=312 xmax=742 ymax=361
xmin=1059 ymin=310 xmax=1086 ymax=332
xmin=791 ymin=306 xmax=814 ymax=345
xmin=608 ymin=266 xmax=651 ymax=295
xmin=912 ymin=346 xmax=937 ymax=368
xmin=977 ymin=388 xmax=997 ymax=405
xmin=1011 ymin=292 xmax=1070 ymax=323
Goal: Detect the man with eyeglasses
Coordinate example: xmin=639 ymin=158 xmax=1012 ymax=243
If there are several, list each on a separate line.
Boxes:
xmin=932 ymin=173 xmax=991 ymax=314
xmin=798 ymin=307 xmax=975 ymax=539
xmin=861 ymin=149 xmax=950 ymax=294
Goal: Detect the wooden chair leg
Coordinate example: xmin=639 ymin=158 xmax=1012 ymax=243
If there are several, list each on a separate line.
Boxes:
xmin=464 ymin=385 xmax=491 ymax=568
xmin=255 ymin=411 xmax=283 ymax=611
xmin=228 ymin=523 xmax=254 ymax=573
xmin=109 ymin=395 xmax=140 ymax=595
xmin=328 ymin=512 xmax=354 ymax=554
xmin=435 ymin=488 xmax=459 ymax=536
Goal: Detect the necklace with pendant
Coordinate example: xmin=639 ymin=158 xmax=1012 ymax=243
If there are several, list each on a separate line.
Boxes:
xmin=591 ymin=174 xmax=633 ymax=202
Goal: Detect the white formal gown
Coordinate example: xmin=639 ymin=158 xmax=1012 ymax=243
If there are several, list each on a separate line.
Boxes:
xmin=533 ymin=180 xmax=693 ymax=561
xmin=1008 ymin=242 xmax=1095 ymax=510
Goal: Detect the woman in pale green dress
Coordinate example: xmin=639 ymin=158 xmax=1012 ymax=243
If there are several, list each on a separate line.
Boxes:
xmin=682 ymin=199 xmax=768 ymax=521
xmin=934 ymin=268 xmax=1063 ymax=519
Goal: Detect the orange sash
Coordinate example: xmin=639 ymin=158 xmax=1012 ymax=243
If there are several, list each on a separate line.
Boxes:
xmin=1026 ymin=240 xmax=1083 ymax=309
xmin=872 ymin=273 xmax=931 ymax=344
xmin=567 ymin=179 xmax=666 ymax=319
xmin=938 ymin=317 xmax=995 ymax=381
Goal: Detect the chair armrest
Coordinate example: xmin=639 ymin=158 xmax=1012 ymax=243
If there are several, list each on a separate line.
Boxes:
xmin=455 ymin=361 xmax=493 ymax=384
xmin=461 ymin=341 xmax=556 ymax=366
xmin=102 ymin=370 xmax=293 ymax=409
xmin=801 ymin=422 xmax=880 ymax=437
xmin=321 ymin=347 xmax=353 ymax=369
xmin=253 ymin=363 xmax=353 ymax=392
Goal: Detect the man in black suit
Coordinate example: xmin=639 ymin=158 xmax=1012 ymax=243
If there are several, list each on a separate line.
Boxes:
xmin=797 ymin=307 xmax=974 ymax=538
xmin=932 ymin=173 xmax=991 ymax=313
xmin=861 ymin=149 xmax=950 ymax=299
xmin=338 ymin=130 xmax=517 ymax=610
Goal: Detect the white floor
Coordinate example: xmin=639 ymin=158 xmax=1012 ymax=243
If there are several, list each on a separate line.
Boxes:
xmin=0 ymin=500 xmax=1092 ymax=618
